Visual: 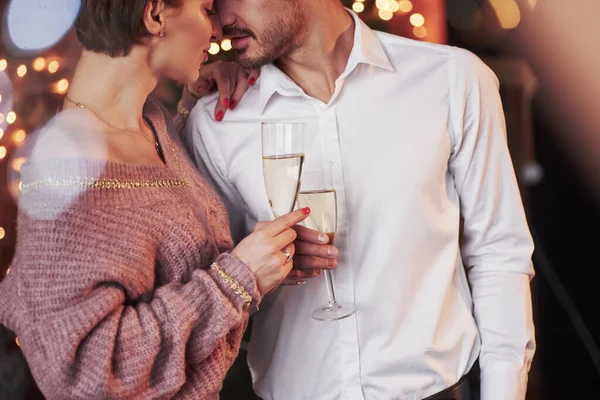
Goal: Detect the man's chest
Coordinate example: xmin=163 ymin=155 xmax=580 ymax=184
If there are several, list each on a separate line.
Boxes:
xmin=208 ymin=79 xmax=453 ymax=224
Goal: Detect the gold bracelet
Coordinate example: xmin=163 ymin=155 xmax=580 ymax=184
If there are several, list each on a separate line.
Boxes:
xmin=210 ymin=262 xmax=253 ymax=306
xmin=177 ymin=100 xmax=190 ymax=119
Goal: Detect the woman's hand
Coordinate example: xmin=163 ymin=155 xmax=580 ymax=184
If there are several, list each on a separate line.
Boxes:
xmin=186 ymin=60 xmax=260 ymax=121
xmin=232 ymin=208 xmax=311 ymax=295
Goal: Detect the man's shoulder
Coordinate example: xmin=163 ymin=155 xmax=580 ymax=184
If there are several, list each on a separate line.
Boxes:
xmin=375 ymin=31 xmax=487 ymax=76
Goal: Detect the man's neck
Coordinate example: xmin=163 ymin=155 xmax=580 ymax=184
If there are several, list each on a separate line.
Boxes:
xmin=276 ymin=3 xmax=355 ymax=103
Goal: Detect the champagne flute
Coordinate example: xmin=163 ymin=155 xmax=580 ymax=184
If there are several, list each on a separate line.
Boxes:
xmin=296 ymin=161 xmax=356 ymax=321
xmin=262 ymin=122 xmax=306 ymax=286
xmin=261 ymin=122 xmax=305 ymax=218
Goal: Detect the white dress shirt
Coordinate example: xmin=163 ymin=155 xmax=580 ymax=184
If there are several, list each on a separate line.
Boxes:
xmin=182 ymin=11 xmax=535 ymax=400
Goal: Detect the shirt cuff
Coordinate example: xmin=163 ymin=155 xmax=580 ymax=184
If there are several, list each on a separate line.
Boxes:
xmin=480 ymin=356 xmax=529 ymax=400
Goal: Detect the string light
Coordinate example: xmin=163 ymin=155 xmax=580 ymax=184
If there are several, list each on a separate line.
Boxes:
xmin=221 ymin=39 xmax=232 ymax=51
xmin=413 ymin=26 xmax=427 ymax=38
xmin=0 ymin=94 xmax=2 ymax=103
xmin=352 ymin=2 xmax=365 ymax=13
xmin=12 ymin=157 xmax=27 ymax=171
xmin=56 ymin=79 xmax=69 ymax=93
xmin=15 ymin=337 xmax=20 ymax=347
xmin=6 ymin=111 xmax=16 ymax=124
xmin=410 ymin=13 xmax=425 ymax=27
xmin=0 ymin=128 xmax=3 ymax=140
xmin=17 ymin=64 xmax=27 ymax=77
xmin=208 ymin=42 xmax=220 ymax=55
xmin=48 ymin=61 xmax=59 ymax=73
xmin=489 ymin=0 xmax=521 ymax=29
xmin=0 ymin=146 xmax=6 ymax=159
xmin=5 ymin=267 xmax=10 ymax=275
xmin=33 ymin=57 xmax=46 ymax=71
xmin=378 ymin=9 xmax=394 ymax=20
xmin=13 ymin=129 xmax=26 ymax=144
xmin=18 ymin=181 xmax=22 ymax=192
xmin=0 ymin=227 xmax=5 ymax=240
xmin=0 ymin=59 xmax=6 ymax=72
xmin=398 ymin=0 xmax=413 ymax=13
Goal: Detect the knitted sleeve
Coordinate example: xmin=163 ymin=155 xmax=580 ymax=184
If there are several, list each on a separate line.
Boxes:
xmin=4 ymin=202 xmax=260 ymax=400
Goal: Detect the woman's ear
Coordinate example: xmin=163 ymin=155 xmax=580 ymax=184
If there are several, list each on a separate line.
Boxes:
xmin=143 ymin=0 xmax=167 ymax=36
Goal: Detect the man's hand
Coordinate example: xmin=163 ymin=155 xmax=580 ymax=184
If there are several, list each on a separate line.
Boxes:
xmin=282 ymin=225 xmax=339 ymax=285
xmin=186 ymin=60 xmax=260 ymax=121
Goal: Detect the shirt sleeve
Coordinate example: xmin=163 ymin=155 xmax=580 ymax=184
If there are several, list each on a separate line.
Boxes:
xmin=448 ymin=47 xmax=536 ymax=400
xmin=180 ymin=99 xmax=250 ymax=245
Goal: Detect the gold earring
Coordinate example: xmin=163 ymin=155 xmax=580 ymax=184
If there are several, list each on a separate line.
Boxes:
xmin=159 ymin=31 xmax=165 ymax=37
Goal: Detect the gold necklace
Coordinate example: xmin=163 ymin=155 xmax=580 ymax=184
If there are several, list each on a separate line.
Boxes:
xmin=64 ymin=95 xmax=163 ymax=158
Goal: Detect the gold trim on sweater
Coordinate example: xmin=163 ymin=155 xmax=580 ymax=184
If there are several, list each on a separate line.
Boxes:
xmin=210 ymin=262 xmax=253 ymax=306
xmin=21 ymin=177 xmax=189 ymax=193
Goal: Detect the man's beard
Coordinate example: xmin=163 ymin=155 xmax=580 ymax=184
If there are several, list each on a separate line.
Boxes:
xmin=229 ymin=13 xmax=304 ymax=69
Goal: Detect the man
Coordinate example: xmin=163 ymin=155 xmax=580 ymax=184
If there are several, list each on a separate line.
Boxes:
xmin=179 ymin=1 xmax=536 ymax=398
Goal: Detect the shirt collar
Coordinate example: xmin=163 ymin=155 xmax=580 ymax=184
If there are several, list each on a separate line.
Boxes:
xmin=257 ymin=9 xmax=394 ymax=114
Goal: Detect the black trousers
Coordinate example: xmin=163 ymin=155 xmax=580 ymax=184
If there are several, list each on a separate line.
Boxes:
xmin=423 ymin=360 xmax=481 ymax=400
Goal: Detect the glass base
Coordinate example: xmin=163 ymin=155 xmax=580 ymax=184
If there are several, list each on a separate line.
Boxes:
xmin=311 ymin=301 xmax=356 ymax=321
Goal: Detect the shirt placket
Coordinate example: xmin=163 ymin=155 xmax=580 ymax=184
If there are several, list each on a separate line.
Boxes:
xmin=316 ymin=97 xmax=363 ymax=400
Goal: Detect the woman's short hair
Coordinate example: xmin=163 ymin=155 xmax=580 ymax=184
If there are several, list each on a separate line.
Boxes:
xmin=74 ymin=0 xmax=182 ymax=57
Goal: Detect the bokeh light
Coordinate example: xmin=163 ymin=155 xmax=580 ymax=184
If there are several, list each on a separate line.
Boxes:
xmin=11 ymin=156 xmax=27 ymax=172
xmin=378 ymin=9 xmax=394 ymax=21
xmin=5 ymin=0 xmax=81 ymax=52
xmin=33 ymin=57 xmax=46 ymax=71
xmin=6 ymin=111 xmax=16 ymax=124
xmin=16 ymin=64 xmax=27 ymax=77
xmin=352 ymin=2 xmax=365 ymax=13
xmin=13 ymin=129 xmax=26 ymax=144
xmin=221 ymin=39 xmax=232 ymax=51
xmin=489 ymin=0 xmax=521 ymax=29
xmin=56 ymin=79 xmax=69 ymax=93
xmin=48 ymin=60 xmax=59 ymax=73
xmin=398 ymin=0 xmax=413 ymax=13
xmin=414 ymin=26 xmax=427 ymax=38
xmin=208 ymin=43 xmax=220 ymax=55
xmin=410 ymin=13 xmax=425 ymax=27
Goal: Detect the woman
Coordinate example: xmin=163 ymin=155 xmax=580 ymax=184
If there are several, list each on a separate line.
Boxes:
xmin=0 ymin=0 xmax=310 ymax=398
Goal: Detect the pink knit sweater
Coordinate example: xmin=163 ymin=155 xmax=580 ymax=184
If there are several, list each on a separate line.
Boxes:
xmin=0 ymin=100 xmax=261 ymax=399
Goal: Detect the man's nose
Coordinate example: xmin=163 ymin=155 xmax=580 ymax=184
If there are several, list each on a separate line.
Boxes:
xmin=214 ymin=3 xmax=236 ymax=29
xmin=209 ymin=14 xmax=223 ymax=42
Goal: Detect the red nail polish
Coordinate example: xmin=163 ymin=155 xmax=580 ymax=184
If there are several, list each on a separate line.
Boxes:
xmin=223 ymin=98 xmax=229 ymax=107
xmin=248 ymin=77 xmax=256 ymax=85
xmin=216 ymin=111 xmax=224 ymax=121
xmin=229 ymin=100 xmax=237 ymax=109
xmin=301 ymin=207 xmax=311 ymax=215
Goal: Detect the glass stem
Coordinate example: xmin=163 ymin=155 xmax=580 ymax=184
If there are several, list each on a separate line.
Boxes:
xmin=324 ymin=270 xmax=337 ymax=306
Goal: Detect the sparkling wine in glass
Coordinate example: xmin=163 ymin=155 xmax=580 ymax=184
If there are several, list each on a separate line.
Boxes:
xmin=296 ymin=161 xmax=355 ymax=321
xmin=261 ymin=122 xmax=305 ymax=218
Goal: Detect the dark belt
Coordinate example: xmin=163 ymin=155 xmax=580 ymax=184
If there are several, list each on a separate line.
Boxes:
xmin=423 ymin=360 xmax=481 ymax=400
